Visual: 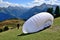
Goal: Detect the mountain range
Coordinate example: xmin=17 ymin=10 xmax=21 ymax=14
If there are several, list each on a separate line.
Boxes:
xmin=20 ymin=3 xmax=58 ymax=20
xmin=0 ymin=6 xmax=29 ymax=21
xmin=0 ymin=3 xmax=59 ymax=21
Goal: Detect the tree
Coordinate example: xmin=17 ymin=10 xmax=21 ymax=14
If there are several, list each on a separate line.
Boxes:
xmin=54 ymin=6 xmax=60 ymax=17
xmin=47 ymin=8 xmax=54 ymax=16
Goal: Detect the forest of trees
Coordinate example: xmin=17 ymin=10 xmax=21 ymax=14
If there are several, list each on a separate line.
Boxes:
xmin=47 ymin=6 xmax=60 ymax=18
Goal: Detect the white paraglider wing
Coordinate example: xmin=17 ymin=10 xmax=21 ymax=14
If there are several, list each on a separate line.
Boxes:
xmin=22 ymin=12 xmax=54 ymax=34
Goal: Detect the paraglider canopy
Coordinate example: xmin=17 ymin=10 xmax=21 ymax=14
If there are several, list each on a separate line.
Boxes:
xmin=22 ymin=12 xmax=54 ymax=34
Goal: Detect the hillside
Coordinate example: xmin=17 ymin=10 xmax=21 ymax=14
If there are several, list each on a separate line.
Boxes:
xmin=0 ymin=19 xmax=25 ymax=29
xmin=0 ymin=17 xmax=60 ymax=40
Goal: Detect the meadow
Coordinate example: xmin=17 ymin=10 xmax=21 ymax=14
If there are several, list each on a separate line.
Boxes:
xmin=0 ymin=17 xmax=60 ymax=40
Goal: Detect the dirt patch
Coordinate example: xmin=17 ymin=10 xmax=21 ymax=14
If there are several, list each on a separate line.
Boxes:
xmin=50 ymin=26 xmax=60 ymax=32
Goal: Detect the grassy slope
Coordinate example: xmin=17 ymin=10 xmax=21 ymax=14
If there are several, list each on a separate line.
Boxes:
xmin=0 ymin=17 xmax=60 ymax=40
xmin=0 ymin=19 xmax=24 ymax=29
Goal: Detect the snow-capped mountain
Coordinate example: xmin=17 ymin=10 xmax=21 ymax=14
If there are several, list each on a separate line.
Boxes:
xmin=20 ymin=3 xmax=58 ymax=20
xmin=0 ymin=5 xmax=30 ymax=21
xmin=0 ymin=3 xmax=59 ymax=21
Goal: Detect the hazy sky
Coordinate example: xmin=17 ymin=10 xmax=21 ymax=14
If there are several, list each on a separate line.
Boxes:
xmin=0 ymin=0 xmax=60 ymax=7
xmin=3 ymin=0 xmax=33 ymax=5
xmin=3 ymin=0 xmax=60 ymax=4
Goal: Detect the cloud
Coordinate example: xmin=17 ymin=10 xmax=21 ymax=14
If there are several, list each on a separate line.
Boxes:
xmin=45 ymin=0 xmax=60 ymax=5
xmin=25 ymin=0 xmax=60 ymax=7
xmin=0 ymin=0 xmax=22 ymax=7
xmin=0 ymin=0 xmax=60 ymax=8
xmin=0 ymin=0 xmax=2 ymax=2
xmin=26 ymin=0 xmax=44 ymax=7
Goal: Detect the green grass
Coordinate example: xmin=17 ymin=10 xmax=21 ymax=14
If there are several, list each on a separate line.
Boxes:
xmin=0 ymin=17 xmax=60 ymax=40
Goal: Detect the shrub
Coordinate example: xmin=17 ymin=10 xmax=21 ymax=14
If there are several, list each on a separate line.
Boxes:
xmin=3 ymin=26 xmax=9 ymax=31
xmin=0 ymin=29 xmax=3 ymax=32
